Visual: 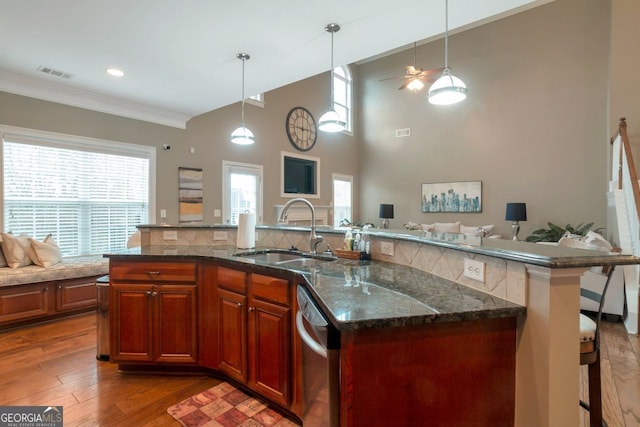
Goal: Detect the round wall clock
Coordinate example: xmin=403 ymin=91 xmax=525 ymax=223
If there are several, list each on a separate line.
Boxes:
xmin=286 ymin=107 xmax=317 ymax=151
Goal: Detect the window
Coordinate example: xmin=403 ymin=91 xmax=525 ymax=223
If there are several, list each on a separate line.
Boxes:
xmin=222 ymin=161 xmax=263 ymax=224
xmin=333 ymin=174 xmax=353 ymax=227
xmin=333 ymin=66 xmax=353 ymax=132
xmin=2 ymin=127 xmax=155 ymax=256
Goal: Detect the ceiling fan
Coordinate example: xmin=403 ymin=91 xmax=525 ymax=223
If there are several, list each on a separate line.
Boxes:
xmin=380 ymin=42 xmax=444 ymax=92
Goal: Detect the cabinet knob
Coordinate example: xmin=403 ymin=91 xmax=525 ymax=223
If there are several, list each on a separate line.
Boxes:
xmin=248 ymin=306 xmax=255 ymax=312
xmin=152 ymin=291 xmax=158 ymax=296
xmin=146 ymin=291 xmax=152 ymax=295
xmin=237 ymin=302 xmax=243 ymax=307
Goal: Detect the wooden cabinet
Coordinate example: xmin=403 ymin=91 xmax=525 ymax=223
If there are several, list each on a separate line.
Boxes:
xmin=216 ymin=266 xmax=292 ymax=406
xmin=110 ymin=260 xmax=198 ymax=365
xmin=0 ymin=275 xmax=101 ymax=328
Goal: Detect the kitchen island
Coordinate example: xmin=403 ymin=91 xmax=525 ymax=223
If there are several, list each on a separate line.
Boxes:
xmin=109 ymin=224 xmax=640 ymax=426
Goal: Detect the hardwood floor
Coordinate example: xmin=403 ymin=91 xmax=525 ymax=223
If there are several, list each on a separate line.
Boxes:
xmin=0 ymin=314 xmax=221 ymax=426
xmin=1 ymin=313 xmax=639 ymax=426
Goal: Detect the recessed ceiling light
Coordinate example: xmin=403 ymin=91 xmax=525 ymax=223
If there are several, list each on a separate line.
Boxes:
xmin=106 ymin=68 xmax=124 ymax=77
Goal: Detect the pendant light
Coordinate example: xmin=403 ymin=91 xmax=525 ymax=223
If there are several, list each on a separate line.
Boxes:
xmin=230 ymin=53 xmax=255 ymax=145
xmin=428 ymin=0 xmax=467 ymax=105
xmin=318 ymin=23 xmax=346 ymax=133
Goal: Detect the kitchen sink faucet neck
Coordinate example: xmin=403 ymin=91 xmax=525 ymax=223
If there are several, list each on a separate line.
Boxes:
xmin=278 ymin=198 xmax=323 ymax=254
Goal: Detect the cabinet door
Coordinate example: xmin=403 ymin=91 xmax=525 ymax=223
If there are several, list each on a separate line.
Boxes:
xmin=218 ymin=287 xmax=248 ymax=382
xmin=155 ymin=284 xmax=198 ymax=364
xmin=110 ymin=283 xmax=154 ymax=362
xmin=56 ymin=276 xmax=98 ymax=312
xmin=248 ymin=297 xmax=291 ymax=406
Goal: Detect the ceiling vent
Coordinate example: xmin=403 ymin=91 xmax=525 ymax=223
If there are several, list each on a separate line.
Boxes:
xmin=37 ymin=66 xmax=73 ymax=79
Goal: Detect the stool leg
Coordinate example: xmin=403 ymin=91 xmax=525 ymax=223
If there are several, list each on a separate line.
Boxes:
xmin=588 ymin=353 xmax=603 ymax=427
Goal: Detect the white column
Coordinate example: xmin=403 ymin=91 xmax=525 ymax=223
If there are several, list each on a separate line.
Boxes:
xmin=515 ymin=265 xmax=588 ymax=426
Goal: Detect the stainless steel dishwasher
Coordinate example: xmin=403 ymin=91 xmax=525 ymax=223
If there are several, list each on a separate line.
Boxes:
xmin=296 ymin=285 xmax=340 ymax=427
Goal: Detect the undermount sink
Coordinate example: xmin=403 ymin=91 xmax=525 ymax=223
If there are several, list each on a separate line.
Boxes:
xmin=233 ymin=250 xmax=336 ymax=267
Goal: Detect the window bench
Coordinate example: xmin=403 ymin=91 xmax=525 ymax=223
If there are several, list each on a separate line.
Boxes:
xmin=0 ymin=255 xmax=108 ymax=329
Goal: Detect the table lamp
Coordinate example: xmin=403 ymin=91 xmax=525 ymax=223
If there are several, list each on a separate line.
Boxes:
xmin=379 ymin=204 xmax=394 ymax=229
xmin=505 ymin=202 xmax=527 ymax=240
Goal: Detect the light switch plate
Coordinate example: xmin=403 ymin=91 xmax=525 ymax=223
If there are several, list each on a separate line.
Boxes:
xmin=381 ymin=241 xmax=394 ymax=256
xmin=464 ymin=258 xmax=486 ymax=283
xmin=214 ymin=209 xmax=221 ymax=217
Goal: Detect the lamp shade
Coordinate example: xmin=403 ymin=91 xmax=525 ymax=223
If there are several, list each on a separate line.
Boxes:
xmin=318 ymin=110 xmax=346 ymax=133
xmin=427 ymin=71 xmax=467 ymax=105
xmin=505 ymin=203 xmax=527 ymax=221
xmin=230 ymin=126 xmax=255 ymax=145
xmin=379 ymin=204 xmax=394 ymax=219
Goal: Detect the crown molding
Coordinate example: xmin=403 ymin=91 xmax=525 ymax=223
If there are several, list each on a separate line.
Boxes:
xmin=0 ymin=70 xmax=191 ymax=129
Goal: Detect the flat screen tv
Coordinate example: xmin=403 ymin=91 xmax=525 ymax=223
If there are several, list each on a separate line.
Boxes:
xmin=281 ymin=152 xmax=320 ymax=198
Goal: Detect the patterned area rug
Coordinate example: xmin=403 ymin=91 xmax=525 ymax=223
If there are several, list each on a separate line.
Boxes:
xmin=167 ymin=382 xmax=300 ymax=427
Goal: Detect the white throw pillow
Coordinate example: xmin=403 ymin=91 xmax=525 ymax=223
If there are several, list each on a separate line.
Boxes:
xmin=434 ymin=222 xmax=461 ymax=233
xmin=460 ymin=224 xmax=495 ymax=236
xmin=28 ymin=234 xmax=62 ymax=267
xmin=0 ymin=232 xmax=34 ymax=268
xmin=583 ymin=231 xmax=612 ymax=252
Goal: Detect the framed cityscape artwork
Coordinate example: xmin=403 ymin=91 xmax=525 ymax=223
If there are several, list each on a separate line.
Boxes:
xmin=421 ymin=181 xmax=482 ymax=213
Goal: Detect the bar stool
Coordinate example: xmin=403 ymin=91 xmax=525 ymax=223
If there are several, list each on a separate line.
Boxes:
xmin=579 ymin=265 xmax=615 ymax=427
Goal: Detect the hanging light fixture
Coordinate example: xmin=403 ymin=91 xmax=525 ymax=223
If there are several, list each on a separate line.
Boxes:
xmin=230 ymin=53 xmax=255 ymax=145
xmin=318 ymin=23 xmax=346 ymax=133
xmin=428 ymin=0 xmax=467 ymax=105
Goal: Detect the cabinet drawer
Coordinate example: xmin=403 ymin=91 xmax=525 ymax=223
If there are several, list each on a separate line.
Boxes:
xmin=0 ymin=283 xmax=51 ymax=323
xmin=250 ymin=274 xmax=289 ymax=306
xmin=111 ymin=262 xmax=196 ymax=283
xmin=217 ymin=267 xmax=247 ymax=293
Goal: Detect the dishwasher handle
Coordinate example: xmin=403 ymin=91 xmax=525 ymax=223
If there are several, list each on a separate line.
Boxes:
xmin=296 ymin=311 xmax=328 ymax=358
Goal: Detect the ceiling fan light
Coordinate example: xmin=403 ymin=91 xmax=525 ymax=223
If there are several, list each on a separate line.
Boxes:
xmin=230 ymin=126 xmax=255 ymax=145
xmin=318 ymin=110 xmax=346 ymax=133
xmin=428 ymin=72 xmax=467 ymax=105
xmin=406 ymin=78 xmax=425 ymax=92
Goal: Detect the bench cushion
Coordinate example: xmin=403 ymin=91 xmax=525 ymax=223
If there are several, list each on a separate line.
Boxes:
xmin=0 ymin=255 xmax=108 ymax=287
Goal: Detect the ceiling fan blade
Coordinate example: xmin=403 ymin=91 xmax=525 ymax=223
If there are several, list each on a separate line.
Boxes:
xmin=398 ymin=81 xmax=411 ymax=90
xmin=380 ymin=75 xmax=411 ymax=82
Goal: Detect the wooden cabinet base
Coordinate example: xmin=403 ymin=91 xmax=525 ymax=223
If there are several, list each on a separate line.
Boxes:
xmin=340 ymin=317 xmax=517 ymax=426
xmin=0 ymin=276 xmax=100 ymax=330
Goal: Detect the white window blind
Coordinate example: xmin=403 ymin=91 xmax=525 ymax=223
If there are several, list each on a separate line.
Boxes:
xmin=3 ymin=138 xmax=150 ymax=256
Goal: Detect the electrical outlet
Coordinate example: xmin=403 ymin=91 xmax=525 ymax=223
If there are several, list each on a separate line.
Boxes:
xmin=381 ymin=241 xmax=394 ymax=256
xmin=160 ymin=209 xmax=167 ymax=219
xmin=213 ymin=231 xmax=228 ymax=241
xmin=464 ymin=258 xmax=485 ymax=283
xmin=214 ymin=209 xmax=221 ymax=217
xmin=163 ymin=230 xmax=178 ymax=241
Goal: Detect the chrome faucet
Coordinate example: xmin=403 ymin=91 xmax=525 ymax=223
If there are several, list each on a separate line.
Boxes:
xmin=278 ymin=198 xmax=323 ymax=254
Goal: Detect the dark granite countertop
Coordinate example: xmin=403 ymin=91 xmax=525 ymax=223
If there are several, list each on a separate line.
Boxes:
xmin=137 ymin=224 xmax=640 ymax=268
xmin=106 ymin=245 xmax=525 ymax=332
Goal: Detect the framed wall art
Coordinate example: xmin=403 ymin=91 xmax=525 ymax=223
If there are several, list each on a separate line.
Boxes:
xmin=178 ymin=167 xmax=203 ymax=223
xmin=421 ymin=181 xmax=482 ymax=213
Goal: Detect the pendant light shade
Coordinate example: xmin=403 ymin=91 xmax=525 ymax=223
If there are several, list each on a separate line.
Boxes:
xmin=318 ymin=110 xmax=346 ymax=132
xmin=428 ymin=0 xmax=467 ymax=105
xmin=230 ymin=126 xmax=255 ymax=145
xmin=428 ymin=69 xmax=467 ymax=105
xmin=231 ymin=53 xmax=255 ymax=145
xmin=318 ymin=23 xmax=346 ymax=133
